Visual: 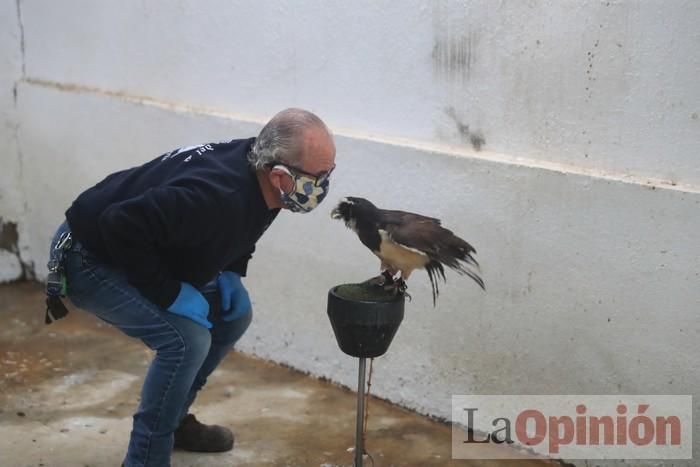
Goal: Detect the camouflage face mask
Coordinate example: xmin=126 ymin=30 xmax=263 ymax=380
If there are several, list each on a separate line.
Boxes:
xmin=274 ymin=164 xmax=332 ymax=214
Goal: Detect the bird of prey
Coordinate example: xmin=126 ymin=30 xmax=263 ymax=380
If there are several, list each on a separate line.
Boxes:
xmin=330 ymin=197 xmax=485 ymax=304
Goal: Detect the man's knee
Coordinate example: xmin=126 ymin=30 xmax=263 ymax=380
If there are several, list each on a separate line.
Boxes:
xmin=157 ymin=323 xmax=212 ymax=365
xmin=216 ymin=308 xmax=252 ymax=348
xmin=184 ymin=326 xmax=212 ymax=363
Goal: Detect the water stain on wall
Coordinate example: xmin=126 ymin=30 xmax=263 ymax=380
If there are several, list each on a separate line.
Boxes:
xmin=432 ymin=2 xmax=476 ymax=84
xmin=0 ymin=218 xmax=33 ymax=281
xmin=432 ymin=30 xmax=475 ymax=83
xmin=0 ymin=219 xmax=19 ymax=254
xmin=445 ymin=107 xmax=485 ymax=151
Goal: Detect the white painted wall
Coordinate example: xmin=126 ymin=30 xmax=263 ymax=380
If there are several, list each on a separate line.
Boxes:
xmin=19 ymin=0 xmax=700 ymax=185
xmin=0 ymin=0 xmax=26 ymax=281
xmin=4 ymin=1 xmax=700 ymax=465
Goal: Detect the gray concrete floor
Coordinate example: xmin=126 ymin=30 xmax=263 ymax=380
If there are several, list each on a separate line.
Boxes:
xmin=0 ymin=282 xmax=557 ymax=467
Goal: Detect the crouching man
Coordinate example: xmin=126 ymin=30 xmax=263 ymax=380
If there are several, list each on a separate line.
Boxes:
xmin=47 ymin=108 xmax=335 ymax=467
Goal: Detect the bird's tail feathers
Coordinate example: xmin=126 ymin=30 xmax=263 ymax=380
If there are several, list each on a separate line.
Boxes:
xmin=437 ymin=235 xmax=485 ymax=291
xmin=448 ymin=259 xmax=485 ymax=291
xmin=425 ymin=261 xmax=446 ymax=307
xmin=425 ymin=231 xmax=485 ymax=304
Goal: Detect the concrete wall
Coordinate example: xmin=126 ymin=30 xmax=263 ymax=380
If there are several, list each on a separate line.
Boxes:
xmin=4 ymin=1 xmax=699 ymax=465
xmin=19 ymin=0 xmax=700 ymax=186
xmin=0 ymin=0 xmax=27 ymax=281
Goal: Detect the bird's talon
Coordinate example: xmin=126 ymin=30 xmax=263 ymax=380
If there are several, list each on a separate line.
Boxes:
xmin=381 ymin=270 xmax=395 ymax=285
xmin=397 ymin=279 xmax=408 ymax=293
xmin=392 ymin=280 xmax=411 ymax=301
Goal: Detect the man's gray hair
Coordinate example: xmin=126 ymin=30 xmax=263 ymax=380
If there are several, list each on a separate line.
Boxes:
xmin=247 ymin=108 xmax=330 ymax=170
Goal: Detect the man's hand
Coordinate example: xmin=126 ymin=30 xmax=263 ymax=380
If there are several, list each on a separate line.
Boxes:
xmin=217 ymin=271 xmax=252 ymax=322
xmin=166 ymin=282 xmax=212 ymax=329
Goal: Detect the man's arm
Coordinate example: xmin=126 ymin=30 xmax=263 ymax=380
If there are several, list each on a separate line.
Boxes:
xmin=223 ymin=245 xmax=255 ymax=277
xmin=97 ymin=185 xmax=212 ymax=309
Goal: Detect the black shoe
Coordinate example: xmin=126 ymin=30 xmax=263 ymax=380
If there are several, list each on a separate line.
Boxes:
xmin=174 ymin=413 xmax=234 ymax=452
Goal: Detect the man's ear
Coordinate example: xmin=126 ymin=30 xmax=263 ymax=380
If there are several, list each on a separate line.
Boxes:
xmin=269 ymin=167 xmax=292 ymax=194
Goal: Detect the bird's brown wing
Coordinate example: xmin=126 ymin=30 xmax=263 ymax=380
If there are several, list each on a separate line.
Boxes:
xmin=380 ymin=209 xmax=442 ymax=226
xmin=382 ymin=212 xmax=485 ymax=297
xmin=381 ymin=212 xmax=475 ymax=267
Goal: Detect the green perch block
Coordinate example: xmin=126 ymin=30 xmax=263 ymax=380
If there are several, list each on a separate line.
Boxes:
xmin=334 ymin=282 xmax=398 ymax=303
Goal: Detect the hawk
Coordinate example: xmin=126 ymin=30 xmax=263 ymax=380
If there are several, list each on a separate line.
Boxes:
xmin=331 ymin=197 xmax=484 ymax=304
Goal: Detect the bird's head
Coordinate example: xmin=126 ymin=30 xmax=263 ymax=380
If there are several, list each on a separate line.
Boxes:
xmin=330 ymin=197 xmax=376 ymax=230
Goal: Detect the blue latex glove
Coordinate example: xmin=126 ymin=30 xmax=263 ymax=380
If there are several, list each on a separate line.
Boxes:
xmin=166 ymin=282 xmax=212 ymax=329
xmin=217 ymin=271 xmax=252 ymax=322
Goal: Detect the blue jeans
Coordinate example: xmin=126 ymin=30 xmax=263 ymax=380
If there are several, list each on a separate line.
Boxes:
xmin=50 ymin=220 xmax=252 ymax=467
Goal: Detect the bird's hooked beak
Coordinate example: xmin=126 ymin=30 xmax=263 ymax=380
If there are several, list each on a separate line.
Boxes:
xmin=330 ymin=206 xmax=342 ymax=220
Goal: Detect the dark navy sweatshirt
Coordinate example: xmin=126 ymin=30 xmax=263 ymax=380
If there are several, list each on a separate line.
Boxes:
xmin=65 ymin=137 xmax=280 ymax=309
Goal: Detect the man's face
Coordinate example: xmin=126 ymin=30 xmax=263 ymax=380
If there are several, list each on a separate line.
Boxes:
xmin=270 ymin=128 xmax=336 ymax=211
xmin=278 ymin=127 xmax=336 ymax=195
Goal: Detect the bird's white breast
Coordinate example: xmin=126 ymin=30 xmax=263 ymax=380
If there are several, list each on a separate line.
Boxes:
xmin=376 ymin=229 xmax=430 ymax=273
